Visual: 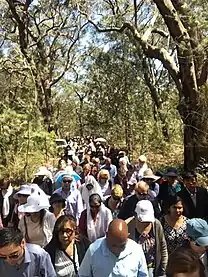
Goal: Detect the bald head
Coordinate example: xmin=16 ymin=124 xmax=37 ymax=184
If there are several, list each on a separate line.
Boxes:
xmin=108 ymin=219 xmax=128 ymax=239
xmin=106 ymin=219 xmax=129 ymax=256
xmin=135 ymin=181 xmax=149 ymax=194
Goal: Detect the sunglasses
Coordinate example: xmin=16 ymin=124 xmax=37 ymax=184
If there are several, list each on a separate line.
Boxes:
xmin=63 ymin=179 xmax=72 ymax=183
xmin=86 ymin=184 xmax=93 ymax=190
xmin=90 ymin=205 xmax=101 ymax=209
xmin=61 ymin=228 xmax=74 ymax=236
xmin=112 ymin=196 xmax=121 ymax=201
xmin=136 ymin=191 xmax=147 ymax=195
xmin=0 ymin=251 xmax=21 ymax=260
xmin=17 ymin=194 xmax=29 ymax=198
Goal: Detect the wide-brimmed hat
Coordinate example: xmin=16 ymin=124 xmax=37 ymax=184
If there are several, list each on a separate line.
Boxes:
xmin=142 ymin=169 xmax=160 ymax=182
xmin=166 ymin=167 xmax=178 ymax=177
xmin=18 ymin=193 xmax=50 ymax=213
xmin=34 ymin=166 xmax=50 ymax=177
xmin=14 ymin=185 xmax=31 ymax=200
xmin=182 ymin=171 xmax=197 ymax=179
xmin=135 ymin=200 xmax=155 ymax=223
xmin=187 ymin=218 xmax=208 ymax=247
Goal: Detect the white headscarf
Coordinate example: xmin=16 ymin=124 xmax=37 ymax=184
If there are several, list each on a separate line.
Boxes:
xmin=1 ymin=184 xmax=13 ymax=218
xmin=87 ymin=203 xmax=112 ymax=243
xmin=81 ymin=175 xmax=103 ymax=205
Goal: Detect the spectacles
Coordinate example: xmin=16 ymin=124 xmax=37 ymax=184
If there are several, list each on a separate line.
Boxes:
xmin=61 ymin=228 xmax=74 ymax=236
xmin=0 ymin=250 xmax=22 ymax=260
xmin=63 ymin=179 xmax=72 ymax=183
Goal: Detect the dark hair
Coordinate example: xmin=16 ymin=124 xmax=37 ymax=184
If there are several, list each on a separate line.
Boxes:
xmin=89 ymin=193 xmax=102 ymax=205
xmin=165 ymin=195 xmax=183 ymax=214
xmin=52 ymin=214 xmax=78 ymax=248
xmin=0 ymin=228 xmax=23 ymax=247
xmin=39 ymin=209 xmax=46 ymax=226
xmin=49 ymin=193 xmax=66 ymax=213
xmin=167 ymin=247 xmax=205 ymax=277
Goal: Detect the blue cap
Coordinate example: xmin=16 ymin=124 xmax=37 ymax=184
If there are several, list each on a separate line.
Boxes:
xmin=187 ymin=218 xmax=208 ymax=247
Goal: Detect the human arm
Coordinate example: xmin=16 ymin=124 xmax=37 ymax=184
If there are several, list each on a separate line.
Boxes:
xmin=128 ymin=172 xmax=138 ymax=185
xmin=40 ymin=251 xmax=57 ymax=277
xmin=18 ymin=216 xmax=24 ymax=233
xmin=79 ymin=210 xmax=88 ymax=238
xmin=78 ymin=247 xmax=93 ymax=277
xmin=0 ymin=214 xmax=3 ymax=228
xmin=137 ymin=245 xmax=148 ymax=277
xmin=76 ymin=190 xmax=84 ymax=221
xmin=158 ymin=221 xmax=168 ymax=275
xmin=105 ymin=208 xmax=113 ymax=230
xmin=149 ymin=183 xmax=160 ymax=197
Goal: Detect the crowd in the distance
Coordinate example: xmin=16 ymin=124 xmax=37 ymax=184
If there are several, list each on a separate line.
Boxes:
xmin=0 ymin=136 xmax=208 ymax=277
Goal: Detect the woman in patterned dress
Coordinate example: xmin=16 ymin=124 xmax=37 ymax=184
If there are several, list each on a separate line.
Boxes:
xmin=160 ymin=195 xmax=188 ymax=254
xmin=45 ymin=214 xmax=90 ymax=277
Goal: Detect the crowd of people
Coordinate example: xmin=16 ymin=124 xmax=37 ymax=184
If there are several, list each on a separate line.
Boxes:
xmin=0 ymin=136 xmax=208 ymax=277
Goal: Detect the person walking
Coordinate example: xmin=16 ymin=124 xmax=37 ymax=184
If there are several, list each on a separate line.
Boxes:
xmin=0 ymin=173 xmax=15 ymax=227
xmin=18 ymin=193 xmax=56 ymax=247
xmin=45 ymin=215 xmax=90 ymax=277
xmin=0 ymin=228 xmax=56 ymax=277
xmin=178 ymin=171 xmax=208 ymax=219
xmin=79 ymin=193 xmax=112 ymax=243
xmin=54 ymin=173 xmax=83 ymax=222
xmin=127 ymin=200 xmax=168 ymax=277
xmin=78 ymin=219 xmax=148 ymax=277
xmin=160 ymin=195 xmax=188 ymax=254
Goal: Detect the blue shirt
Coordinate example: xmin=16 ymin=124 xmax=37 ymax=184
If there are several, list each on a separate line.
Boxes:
xmin=0 ymin=243 xmax=56 ymax=277
xmin=78 ymin=237 xmax=148 ymax=277
xmin=101 ymin=164 xmax=117 ymax=185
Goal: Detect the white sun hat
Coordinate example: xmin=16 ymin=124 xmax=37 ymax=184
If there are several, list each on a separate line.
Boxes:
xmin=34 ymin=166 xmax=51 ymax=177
xmin=18 ymin=193 xmax=50 ymax=213
xmin=135 ymin=200 xmax=155 ymax=223
xmin=13 ymin=185 xmax=32 ymax=200
xmin=138 ymin=155 xmax=147 ymax=163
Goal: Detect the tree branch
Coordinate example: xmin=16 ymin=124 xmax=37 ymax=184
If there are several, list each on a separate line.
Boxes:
xmin=88 ymin=19 xmax=182 ymax=93
xmin=50 ymin=21 xmax=88 ymax=86
xmin=133 ymin=0 xmax=137 ymax=28
xmin=152 ymin=28 xmax=169 ymax=38
xmin=153 ymin=0 xmax=198 ymax=102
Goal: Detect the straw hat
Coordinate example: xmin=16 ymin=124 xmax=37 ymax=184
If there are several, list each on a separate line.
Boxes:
xmin=142 ymin=169 xmax=160 ymax=182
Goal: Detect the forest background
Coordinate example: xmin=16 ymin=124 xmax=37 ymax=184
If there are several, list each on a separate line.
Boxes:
xmin=1 ymin=0 xmax=208 ymax=181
